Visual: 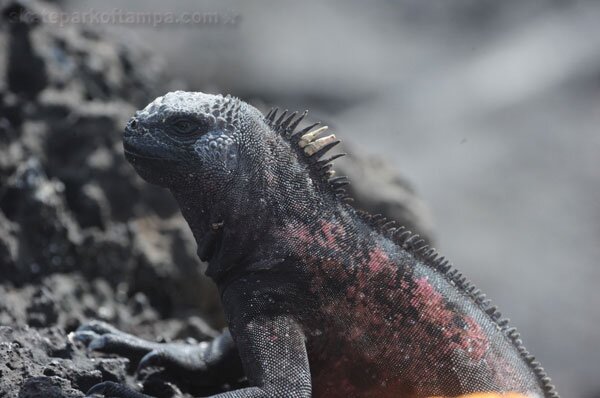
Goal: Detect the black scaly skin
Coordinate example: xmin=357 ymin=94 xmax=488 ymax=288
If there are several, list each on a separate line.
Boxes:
xmin=74 ymin=92 xmax=559 ymax=398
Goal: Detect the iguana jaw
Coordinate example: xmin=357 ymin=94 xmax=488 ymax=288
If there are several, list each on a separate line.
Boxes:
xmin=123 ymin=139 xmax=168 ymax=161
xmin=122 ymin=115 xmax=187 ymax=160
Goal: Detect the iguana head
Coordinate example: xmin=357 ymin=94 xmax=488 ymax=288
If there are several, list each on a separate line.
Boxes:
xmin=123 ymin=91 xmax=248 ymax=193
xmin=124 ymin=91 xmax=345 ymax=263
xmin=124 ymin=91 xmax=341 ymax=205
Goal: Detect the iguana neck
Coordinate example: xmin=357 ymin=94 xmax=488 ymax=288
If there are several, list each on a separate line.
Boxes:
xmin=170 ymin=176 xmax=339 ymax=285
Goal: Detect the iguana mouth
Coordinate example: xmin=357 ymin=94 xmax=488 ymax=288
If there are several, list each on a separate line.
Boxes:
xmin=123 ymin=140 xmax=177 ymax=162
xmin=123 ymin=147 xmax=164 ymax=161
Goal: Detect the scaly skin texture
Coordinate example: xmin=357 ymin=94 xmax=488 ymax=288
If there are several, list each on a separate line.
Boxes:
xmin=75 ymin=92 xmax=559 ymax=398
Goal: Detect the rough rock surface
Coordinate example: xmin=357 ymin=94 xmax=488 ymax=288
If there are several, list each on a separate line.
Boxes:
xmin=0 ymin=1 xmax=433 ymax=396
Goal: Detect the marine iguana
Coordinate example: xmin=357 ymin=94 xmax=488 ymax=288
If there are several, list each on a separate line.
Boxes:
xmin=73 ymin=91 xmax=559 ymax=398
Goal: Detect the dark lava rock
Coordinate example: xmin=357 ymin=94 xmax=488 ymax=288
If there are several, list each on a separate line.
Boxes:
xmin=0 ymin=326 xmax=122 ymax=398
xmin=3 ymin=1 xmax=49 ymax=101
xmin=0 ymin=157 xmax=81 ymax=284
xmin=18 ymin=377 xmax=83 ymax=398
xmin=26 ymin=286 xmax=60 ymax=328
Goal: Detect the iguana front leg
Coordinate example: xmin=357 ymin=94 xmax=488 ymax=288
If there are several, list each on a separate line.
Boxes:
xmin=210 ymin=314 xmax=312 ymax=397
xmin=79 ymin=316 xmax=311 ymax=398
xmin=72 ymin=320 xmax=244 ymax=385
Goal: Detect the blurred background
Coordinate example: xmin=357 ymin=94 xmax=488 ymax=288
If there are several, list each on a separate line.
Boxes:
xmin=1 ymin=0 xmax=599 ymax=397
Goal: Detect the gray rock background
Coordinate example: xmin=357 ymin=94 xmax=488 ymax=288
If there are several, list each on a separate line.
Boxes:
xmin=60 ymin=1 xmax=600 ymax=396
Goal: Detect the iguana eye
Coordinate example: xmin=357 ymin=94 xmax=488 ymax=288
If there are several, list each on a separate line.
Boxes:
xmin=173 ymin=119 xmax=196 ymax=135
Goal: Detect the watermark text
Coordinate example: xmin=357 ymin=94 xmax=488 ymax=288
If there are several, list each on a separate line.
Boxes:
xmin=6 ymin=8 xmax=241 ymax=28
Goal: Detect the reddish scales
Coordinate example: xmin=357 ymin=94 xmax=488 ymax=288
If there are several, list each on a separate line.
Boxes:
xmin=282 ymin=218 xmax=533 ymax=397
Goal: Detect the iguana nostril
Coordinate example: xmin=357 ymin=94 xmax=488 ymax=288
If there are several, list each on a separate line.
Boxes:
xmin=129 ymin=118 xmax=138 ymax=129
